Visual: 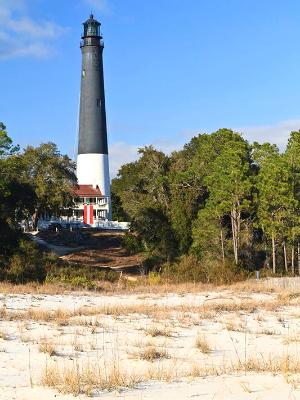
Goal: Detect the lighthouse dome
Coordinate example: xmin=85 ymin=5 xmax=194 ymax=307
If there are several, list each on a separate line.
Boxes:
xmin=83 ymin=14 xmax=101 ymax=37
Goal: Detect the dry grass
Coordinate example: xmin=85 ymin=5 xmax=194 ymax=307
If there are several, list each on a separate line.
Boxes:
xmin=42 ymin=361 xmax=141 ymax=395
xmin=283 ymin=335 xmax=300 ymax=345
xmin=5 ymin=279 xmax=300 ymax=399
xmin=138 ymin=346 xmax=170 ymax=361
xmin=146 ymin=361 xmax=180 ymax=382
xmin=132 ymin=338 xmax=156 ymax=348
xmin=190 ymin=363 xmax=220 ymax=378
xmin=0 ymin=278 xmax=281 ymax=296
xmin=260 ymin=329 xmax=276 ymax=336
xmin=74 ymin=342 xmax=85 ymax=352
xmin=190 ymin=353 xmax=300 ymax=377
xmin=1 ymin=276 xmax=300 ymax=297
xmin=0 ymin=330 xmax=9 ymax=340
xmin=0 ymin=282 xmax=72 ymax=295
xmin=39 ymin=341 xmax=58 ymax=356
xmin=0 ymin=297 xmax=283 ymax=325
xmin=195 ymin=334 xmax=211 ymax=354
xmin=144 ymin=325 xmax=172 ymax=337
xmin=21 ymin=334 xmax=33 ymax=343
xmin=285 ymin=374 xmax=300 ymax=390
xmin=240 ymin=381 xmax=252 ymax=393
xmin=225 ymin=321 xmax=236 ymax=331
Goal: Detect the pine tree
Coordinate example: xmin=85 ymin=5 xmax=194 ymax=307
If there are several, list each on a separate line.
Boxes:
xmin=257 ymin=152 xmax=295 ymax=273
xmin=204 ymin=133 xmax=252 ymax=264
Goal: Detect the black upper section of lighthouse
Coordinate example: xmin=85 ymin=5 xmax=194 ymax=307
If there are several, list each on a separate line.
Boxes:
xmin=78 ymin=14 xmax=108 ymax=155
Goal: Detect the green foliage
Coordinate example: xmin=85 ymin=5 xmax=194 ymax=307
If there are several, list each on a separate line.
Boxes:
xmin=132 ymin=208 xmax=177 ymax=261
xmin=112 ymin=146 xmax=170 ymax=218
xmin=0 ymin=123 xmax=79 ymax=285
xmin=0 ymin=125 xmax=76 ymax=229
xmin=111 ymin=191 xmax=128 ymax=221
xmin=0 ymin=123 xmax=19 ymax=157
xmin=6 ymin=240 xmax=47 ymax=283
xmin=122 ymin=233 xmax=144 ymax=254
xmin=191 ymin=204 xmax=225 ymax=261
xmin=18 ymin=142 xmax=77 ymax=226
xmin=4 ymin=119 xmax=300 ymax=285
xmin=46 ymin=264 xmax=120 ymax=288
xmin=163 ymin=255 xmax=247 ymax=285
xmin=147 ymin=271 xmax=162 ymax=285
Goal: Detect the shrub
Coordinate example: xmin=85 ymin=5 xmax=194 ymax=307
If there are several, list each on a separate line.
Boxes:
xmin=163 ymin=254 xmax=248 ymax=285
xmin=147 ymin=272 xmax=162 ymax=285
xmin=122 ymin=233 xmax=143 ymax=254
xmin=6 ymin=240 xmax=47 ymax=283
xmin=45 ymin=264 xmax=120 ymax=288
xmin=163 ymin=255 xmax=206 ymax=283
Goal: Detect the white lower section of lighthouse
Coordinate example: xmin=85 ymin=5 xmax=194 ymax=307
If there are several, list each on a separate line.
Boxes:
xmin=77 ymin=153 xmax=110 ymax=196
xmin=77 ymin=153 xmax=112 ymax=219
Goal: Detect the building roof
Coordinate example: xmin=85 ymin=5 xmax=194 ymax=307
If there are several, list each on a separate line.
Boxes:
xmin=73 ymin=184 xmax=103 ymax=197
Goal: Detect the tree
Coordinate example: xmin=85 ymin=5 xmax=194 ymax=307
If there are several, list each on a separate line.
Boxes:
xmin=112 ymin=146 xmax=174 ymax=263
xmin=168 ymin=140 xmax=206 ymax=254
xmin=204 ymin=131 xmax=253 ymax=264
xmin=112 ymin=146 xmax=170 ymax=219
xmin=168 ymin=129 xmax=251 ymax=255
xmin=192 ymin=202 xmax=226 ymax=264
xmin=0 ymin=123 xmax=19 ymax=158
xmin=132 ymin=208 xmax=177 ymax=262
xmin=18 ymin=143 xmax=77 ymax=227
xmin=284 ymin=131 xmax=300 ymax=274
xmin=0 ymin=123 xmax=34 ymax=257
xmin=256 ymin=152 xmax=295 ymax=273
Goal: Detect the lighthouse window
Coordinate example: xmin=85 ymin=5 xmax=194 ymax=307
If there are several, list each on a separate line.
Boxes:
xmin=82 ymin=70 xmax=86 ymax=77
xmin=97 ymin=98 xmax=101 ymax=107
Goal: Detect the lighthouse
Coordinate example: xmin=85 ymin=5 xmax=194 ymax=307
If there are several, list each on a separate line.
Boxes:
xmin=76 ymin=14 xmax=111 ymax=221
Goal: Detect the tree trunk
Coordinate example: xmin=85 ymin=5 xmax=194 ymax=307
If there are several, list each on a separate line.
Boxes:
xmin=231 ymin=214 xmax=237 ymax=264
xmin=272 ymin=234 xmax=276 ymax=274
xmin=32 ymin=210 xmax=39 ymax=230
xmin=220 ymin=228 xmax=225 ymax=265
xmin=231 ymin=205 xmax=240 ymax=265
xmin=283 ymin=241 xmax=288 ymax=273
xmin=291 ymin=245 xmax=295 ymax=275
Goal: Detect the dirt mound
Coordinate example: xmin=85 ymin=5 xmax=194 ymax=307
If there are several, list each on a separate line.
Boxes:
xmin=60 ymin=230 xmax=144 ymax=272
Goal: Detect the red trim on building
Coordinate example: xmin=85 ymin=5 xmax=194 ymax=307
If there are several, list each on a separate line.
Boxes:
xmin=84 ymin=204 xmax=94 ymax=224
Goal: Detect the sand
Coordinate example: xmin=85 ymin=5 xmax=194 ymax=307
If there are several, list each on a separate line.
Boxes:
xmin=1 ymin=284 xmax=300 ymax=399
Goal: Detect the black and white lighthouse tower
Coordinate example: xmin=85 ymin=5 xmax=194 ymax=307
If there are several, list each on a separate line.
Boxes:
xmin=77 ymin=14 xmax=111 ymax=219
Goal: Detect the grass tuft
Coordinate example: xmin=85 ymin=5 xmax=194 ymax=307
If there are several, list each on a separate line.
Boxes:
xmin=42 ymin=361 xmax=141 ymax=395
xmin=195 ymin=334 xmax=211 ymax=354
xmin=144 ymin=325 xmax=172 ymax=337
xmin=139 ymin=346 xmax=170 ymax=361
xmin=39 ymin=341 xmax=58 ymax=356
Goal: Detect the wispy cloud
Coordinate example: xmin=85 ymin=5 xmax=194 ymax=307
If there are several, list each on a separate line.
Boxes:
xmin=109 ymin=142 xmax=139 ymax=177
xmin=108 ymin=118 xmax=300 ymax=177
xmin=108 ymin=136 xmax=185 ymax=178
xmin=0 ymin=0 xmax=67 ymax=59
xmin=238 ymin=119 xmax=300 ymax=150
xmin=82 ymin=0 xmax=111 ymax=14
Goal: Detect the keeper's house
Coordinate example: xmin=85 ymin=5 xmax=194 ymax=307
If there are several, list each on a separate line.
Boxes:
xmin=72 ymin=184 xmax=110 ymax=224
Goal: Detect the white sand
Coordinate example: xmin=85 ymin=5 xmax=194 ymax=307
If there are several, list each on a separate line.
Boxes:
xmin=1 ymin=287 xmax=300 ymax=399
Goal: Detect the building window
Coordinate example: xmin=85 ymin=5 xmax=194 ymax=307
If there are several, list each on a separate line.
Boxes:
xmin=98 ymin=198 xmax=107 ymax=205
xmin=98 ymin=210 xmax=107 ymax=219
xmin=82 ymin=70 xmax=86 ymax=77
xmin=86 ymin=197 xmax=96 ymax=204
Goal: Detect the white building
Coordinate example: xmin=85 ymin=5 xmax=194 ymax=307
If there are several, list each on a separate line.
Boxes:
xmin=72 ymin=184 xmax=110 ymax=224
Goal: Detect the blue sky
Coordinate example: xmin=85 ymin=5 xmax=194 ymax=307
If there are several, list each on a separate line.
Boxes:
xmin=2 ymin=0 xmax=300 ymax=175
